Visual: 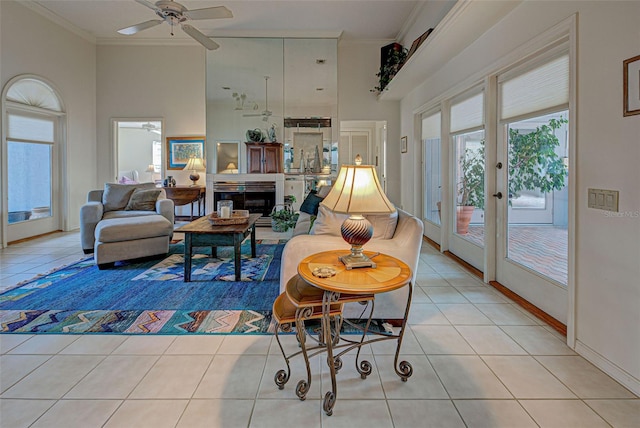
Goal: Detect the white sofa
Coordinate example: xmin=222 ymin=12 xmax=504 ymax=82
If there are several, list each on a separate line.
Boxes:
xmin=80 ymin=182 xmax=175 ymax=268
xmin=280 ymin=206 xmax=424 ymax=320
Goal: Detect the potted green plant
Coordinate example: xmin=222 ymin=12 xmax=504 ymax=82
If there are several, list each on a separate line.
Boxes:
xmin=371 ymin=44 xmax=408 ymax=94
xmin=271 ymin=205 xmax=299 ymax=232
xmin=456 ymin=144 xmax=485 ymax=234
xmin=452 ymin=117 xmax=568 ymax=234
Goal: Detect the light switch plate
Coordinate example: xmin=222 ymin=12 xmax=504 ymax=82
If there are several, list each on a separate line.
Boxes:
xmin=588 ymin=188 xmax=619 ymax=211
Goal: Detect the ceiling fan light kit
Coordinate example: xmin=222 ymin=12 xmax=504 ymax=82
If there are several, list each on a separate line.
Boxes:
xmin=117 ymin=0 xmax=232 ymax=50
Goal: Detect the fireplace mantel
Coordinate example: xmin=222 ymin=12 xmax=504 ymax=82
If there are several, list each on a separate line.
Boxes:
xmin=206 ymin=173 xmax=285 ymax=214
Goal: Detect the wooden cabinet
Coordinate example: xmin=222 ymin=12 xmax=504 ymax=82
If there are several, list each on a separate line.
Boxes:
xmin=246 ymin=142 xmax=283 ymax=173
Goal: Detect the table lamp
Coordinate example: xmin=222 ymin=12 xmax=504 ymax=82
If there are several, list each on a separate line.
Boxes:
xmin=225 ymin=162 xmax=238 ymax=173
xmin=320 ymin=158 xmax=395 ymax=269
xmin=145 ymin=164 xmax=155 ymax=182
xmin=183 ymin=156 xmax=205 ymax=186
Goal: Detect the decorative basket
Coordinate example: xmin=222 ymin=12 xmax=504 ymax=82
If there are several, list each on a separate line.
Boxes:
xmin=208 ymin=210 xmax=250 ymax=225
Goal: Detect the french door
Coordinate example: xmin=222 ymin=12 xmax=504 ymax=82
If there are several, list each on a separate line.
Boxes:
xmin=446 ymin=90 xmax=485 ymax=271
xmin=494 ymin=51 xmax=571 ymax=323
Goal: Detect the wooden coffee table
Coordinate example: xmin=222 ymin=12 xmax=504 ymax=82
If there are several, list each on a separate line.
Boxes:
xmin=175 ymin=213 xmax=262 ymax=281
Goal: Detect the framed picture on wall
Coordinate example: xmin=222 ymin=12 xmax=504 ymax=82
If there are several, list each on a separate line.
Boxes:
xmin=401 ymin=136 xmax=408 ymax=153
xmin=623 ymin=54 xmax=640 ymax=116
xmin=166 ymin=136 xmax=205 ymax=170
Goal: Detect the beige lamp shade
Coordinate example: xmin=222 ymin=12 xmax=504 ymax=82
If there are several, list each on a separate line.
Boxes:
xmin=321 ymin=165 xmax=395 ymax=214
xmin=183 ymin=157 xmax=206 ymax=171
xmin=226 ymin=162 xmax=237 ymax=170
xmin=145 ymin=164 xmax=155 ymax=173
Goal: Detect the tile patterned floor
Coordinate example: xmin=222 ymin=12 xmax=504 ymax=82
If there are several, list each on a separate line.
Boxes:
xmin=1 ymin=229 xmax=638 ymax=427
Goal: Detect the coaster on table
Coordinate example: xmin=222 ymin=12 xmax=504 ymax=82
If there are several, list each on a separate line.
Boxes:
xmin=312 ymin=266 xmax=337 ymax=278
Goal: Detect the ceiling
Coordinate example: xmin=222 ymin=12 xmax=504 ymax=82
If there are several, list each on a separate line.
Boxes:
xmin=30 ymin=0 xmax=424 ymax=44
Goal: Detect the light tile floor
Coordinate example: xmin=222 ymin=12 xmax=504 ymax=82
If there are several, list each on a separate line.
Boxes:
xmin=1 ymin=230 xmax=638 ymax=427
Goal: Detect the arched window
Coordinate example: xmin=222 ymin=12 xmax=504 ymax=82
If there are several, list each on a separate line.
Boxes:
xmin=2 ymin=75 xmax=65 ymax=244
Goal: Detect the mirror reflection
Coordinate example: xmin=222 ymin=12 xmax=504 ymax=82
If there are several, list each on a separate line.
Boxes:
xmin=206 ymin=37 xmax=337 ymax=174
xmin=216 ymin=141 xmax=239 ymax=173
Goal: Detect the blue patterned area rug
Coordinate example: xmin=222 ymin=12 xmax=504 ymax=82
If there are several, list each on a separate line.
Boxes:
xmin=0 ymin=240 xmax=286 ymax=335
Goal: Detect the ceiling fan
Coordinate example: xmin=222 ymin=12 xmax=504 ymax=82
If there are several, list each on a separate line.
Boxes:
xmin=244 ymin=76 xmax=273 ymax=122
xmin=141 ymin=122 xmax=162 ymax=134
xmin=117 ymin=0 xmax=232 ymax=50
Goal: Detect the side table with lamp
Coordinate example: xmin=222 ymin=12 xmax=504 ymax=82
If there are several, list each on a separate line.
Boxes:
xmin=272 ymin=156 xmax=415 ymax=416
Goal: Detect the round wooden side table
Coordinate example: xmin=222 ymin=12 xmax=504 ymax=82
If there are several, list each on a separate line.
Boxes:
xmin=297 ymin=250 xmax=413 ymax=416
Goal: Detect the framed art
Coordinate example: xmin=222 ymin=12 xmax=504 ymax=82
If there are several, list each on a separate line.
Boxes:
xmin=623 ymin=54 xmax=640 ymax=116
xmin=166 ymin=136 xmax=205 ymax=170
xmin=401 ymin=136 xmax=408 ymax=153
xmin=406 ymin=28 xmax=433 ymax=61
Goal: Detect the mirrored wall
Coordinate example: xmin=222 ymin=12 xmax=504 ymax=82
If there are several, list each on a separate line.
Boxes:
xmin=206 ymin=38 xmax=338 ymax=174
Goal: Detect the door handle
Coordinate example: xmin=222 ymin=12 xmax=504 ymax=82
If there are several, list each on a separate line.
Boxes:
xmin=493 ymin=192 xmax=503 ymax=199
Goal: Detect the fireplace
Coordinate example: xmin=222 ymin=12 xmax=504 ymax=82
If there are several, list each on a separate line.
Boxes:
xmin=208 ymin=174 xmax=285 ymax=227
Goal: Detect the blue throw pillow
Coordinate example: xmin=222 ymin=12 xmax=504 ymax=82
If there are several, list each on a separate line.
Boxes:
xmin=299 ymin=191 xmax=324 ymax=215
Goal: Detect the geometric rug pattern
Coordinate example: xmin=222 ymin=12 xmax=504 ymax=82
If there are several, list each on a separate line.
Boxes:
xmin=0 ymin=241 xmax=285 ymax=335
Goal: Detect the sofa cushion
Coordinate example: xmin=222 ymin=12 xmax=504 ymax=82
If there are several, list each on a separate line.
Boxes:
xmin=125 ymin=189 xmax=161 ymax=211
xmin=102 ymin=183 xmax=138 ymax=212
xmin=299 ymin=191 xmax=324 ymax=215
xmin=118 ymin=176 xmax=138 ymax=184
xmin=103 ymin=210 xmax=158 ymax=220
xmin=95 ymin=215 xmax=173 ymax=243
xmin=310 ymin=204 xmax=350 ymax=236
xmin=366 ymin=210 xmax=398 ymax=240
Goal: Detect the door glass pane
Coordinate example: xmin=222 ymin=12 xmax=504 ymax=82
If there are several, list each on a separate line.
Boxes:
xmin=422 ymin=111 xmax=441 ymax=225
xmin=454 ymin=130 xmax=485 ymax=246
xmin=506 ymin=111 xmax=568 ymax=285
xmin=425 ymin=138 xmax=441 ymax=225
xmin=7 ymin=141 xmax=52 ymax=223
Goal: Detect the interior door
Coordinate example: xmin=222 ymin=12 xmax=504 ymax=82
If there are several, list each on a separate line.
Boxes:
xmin=340 ymin=130 xmax=370 ymax=165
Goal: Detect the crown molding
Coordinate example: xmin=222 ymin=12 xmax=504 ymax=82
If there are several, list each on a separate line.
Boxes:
xmin=207 ymin=30 xmax=343 ymax=39
xmin=396 ymin=1 xmax=428 ymax=43
xmin=22 ymin=1 xmax=96 ymax=44
xmin=96 ymin=37 xmax=199 ymax=47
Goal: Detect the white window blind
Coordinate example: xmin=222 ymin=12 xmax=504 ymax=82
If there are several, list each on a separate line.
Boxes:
xmin=450 ymin=92 xmax=483 ymax=133
xmin=6 ymin=78 xmax=62 ymax=112
xmin=500 ymin=54 xmax=569 ymax=121
xmin=422 ymin=112 xmax=441 ymax=140
xmin=8 ymin=114 xmax=55 ymax=143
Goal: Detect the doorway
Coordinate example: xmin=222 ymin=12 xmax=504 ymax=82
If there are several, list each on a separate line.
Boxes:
xmin=112 ymin=120 xmax=163 ymax=184
xmin=340 ymin=120 xmax=387 ymax=189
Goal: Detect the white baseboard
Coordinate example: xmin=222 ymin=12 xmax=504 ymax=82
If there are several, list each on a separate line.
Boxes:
xmin=575 ymin=340 xmax=640 ymax=396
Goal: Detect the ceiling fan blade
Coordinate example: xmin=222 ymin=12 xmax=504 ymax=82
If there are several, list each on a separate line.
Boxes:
xmin=117 ymin=19 xmax=163 ymax=35
xmin=185 ymin=6 xmax=233 ymax=20
xmin=182 ymin=24 xmax=219 ymax=50
xmin=134 ymin=0 xmax=161 ymax=13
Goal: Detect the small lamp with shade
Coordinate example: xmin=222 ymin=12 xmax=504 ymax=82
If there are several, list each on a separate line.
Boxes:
xmin=320 ymin=154 xmax=396 ymax=269
xmin=183 ymin=156 xmax=206 ymax=186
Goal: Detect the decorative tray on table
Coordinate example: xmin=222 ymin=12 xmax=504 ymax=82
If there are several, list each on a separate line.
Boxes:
xmin=208 ymin=210 xmax=250 ymax=225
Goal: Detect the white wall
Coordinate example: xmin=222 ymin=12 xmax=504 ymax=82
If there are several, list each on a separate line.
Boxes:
xmin=96 ymin=45 xmax=206 ymax=187
xmin=337 ymin=40 xmax=401 ymax=207
xmin=1 ymin=1 xmax=96 ymax=232
xmin=398 ymin=0 xmax=640 ymax=393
